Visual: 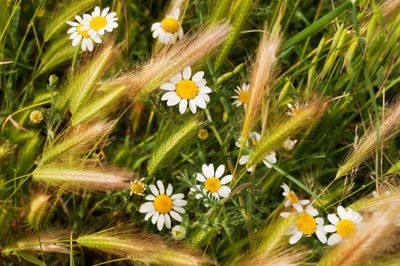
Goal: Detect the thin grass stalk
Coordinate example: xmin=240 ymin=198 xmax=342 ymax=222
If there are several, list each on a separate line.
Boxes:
xmin=107 ymin=22 xmax=230 ymax=99
xmin=1 ymin=230 xmax=69 ymax=256
xmin=147 ymin=118 xmax=201 ymax=175
xmin=247 ymin=98 xmax=328 ymax=167
xmin=240 ymin=26 xmax=282 ymax=148
xmin=336 ymin=99 xmax=400 ymax=178
xmin=44 ymin=0 xmax=97 ymax=40
xmin=239 ymin=248 xmax=308 ymax=266
xmin=32 ymin=164 xmax=132 ymax=192
xmin=27 ymin=194 xmax=50 ymax=230
xmin=39 ymin=121 xmax=113 ymax=165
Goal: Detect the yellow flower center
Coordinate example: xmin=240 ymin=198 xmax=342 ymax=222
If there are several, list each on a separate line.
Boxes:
xmin=131 ymin=181 xmax=145 ymax=195
xmin=176 ymin=80 xmax=198 ymax=100
xmin=287 ymin=191 xmax=299 ymax=204
xmin=336 ymin=219 xmax=356 ymax=238
xmin=204 ymin=177 xmax=221 ymax=193
xmin=90 ymin=16 xmax=107 ymax=30
xmin=161 ymin=17 xmax=180 ymax=33
xmin=153 ymin=194 xmax=173 ymax=214
xmin=295 ymin=213 xmax=317 ymax=235
xmin=77 ymin=24 xmax=90 ymax=38
xmin=238 ymin=91 xmax=249 ymax=104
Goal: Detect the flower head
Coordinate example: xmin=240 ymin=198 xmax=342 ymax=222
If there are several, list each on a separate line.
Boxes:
xmin=287 ymin=102 xmax=308 ymax=116
xmin=191 ymin=164 xmax=232 ymax=202
xmin=171 ymin=225 xmax=186 ymax=240
xmin=29 ymin=110 xmax=44 ymax=124
xmin=281 ymin=183 xmax=310 ymax=212
xmin=139 ymin=181 xmax=187 ymax=231
xmin=160 ymin=66 xmax=211 ymax=114
xmin=130 ymin=178 xmax=147 ymax=196
xmin=236 ymin=132 xmax=277 ymax=171
xmin=324 ymin=206 xmax=363 ymax=245
xmin=283 ymin=138 xmax=297 ymax=151
xmin=67 ymin=15 xmax=101 ymax=52
xmin=83 ymin=6 xmax=118 ymax=37
xmin=232 ymin=83 xmax=250 ymax=107
xmin=282 ymin=205 xmax=327 ymax=244
xmin=151 ymin=8 xmax=184 ymax=44
xmin=198 ymin=129 xmax=209 ymax=140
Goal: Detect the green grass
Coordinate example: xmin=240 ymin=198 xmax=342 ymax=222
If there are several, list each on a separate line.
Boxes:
xmin=1 ymin=0 xmax=400 ymax=265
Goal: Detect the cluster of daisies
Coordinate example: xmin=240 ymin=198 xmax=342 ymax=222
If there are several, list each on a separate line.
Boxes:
xmin=134 ymin=163 xmax=232 ymax=231
xmin=280 ymin=183 xmax=363 ymax=246
xmin=67 ymin=6 xmax=118 ymax=51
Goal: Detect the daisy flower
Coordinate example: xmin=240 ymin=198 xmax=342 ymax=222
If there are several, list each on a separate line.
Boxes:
xmin=324 ymin=206 xmax=363 ymax=246
xmin=151 ymin=8 xmax=184 ymax=44
xmin=287 ymin=102 xmax=308 ymax=116
xmin=281 ymin=205 xmax=327 ymax=244
xmin=129 ymin=178 xmax=146 ymax=196
xmin=236 ymin=132 xmax=277 ymax=171
xmin=67 ymin=15 xmax=101 ymax=52
xmin=191 ymin=164 xmax=232 ymax=201
xmin=283 ymin=138 xmax=297 ymax=151
xmin=139 ymin=180 xmax=187 ymax=231
xmin=232 ymin=83 xmax=249 ymax=108
xmin=281 ymin=183 xmax=310 ymax=212
xmin=83 ymin=6 xmax=118 ymax=37
xmin=160 ymin=66 xmax=211 ymax=114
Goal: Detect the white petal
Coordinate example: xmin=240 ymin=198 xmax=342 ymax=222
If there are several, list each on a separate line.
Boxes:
xmin=201 ymin=93 xmax=210 ymax=102
xmin=220 ymin=175 xmax=232 ymax=185
xmin=327 ymin=214 xmax=340 ymax=225
xmin=337 ymin=206 xmax=347 ymax=220
xmin=157 ymin=214 xmax=165 ymax=230
xmin=316 ymin=229 xmax=327 ymax=244
xmin=197 ymin=79 xmax=207 ymax=86
xmin=161 ymin=83 xmax=175 ymax=91
xmin=299 ymin=199 xmax=310 ymax=205
xmin=173 ymin=206 xmax=185 ymax=213
xmin=293 ymin=204 xmax=304 ymax=213
xmin=202 ymin=164 xmax=213 ymax=177
xmin=72 ymin=35 xmax=82 ymax=46
xmin=192 ymin=71 xmax=204 ymax=82
xmin=170 ymin=73 xmax=182 ymax=84
xmin=178 ymin=27 xmax=184 ymax=39
xmin=149 ymin=184 xmax=159 ymax=196
xmin=157 ymin=181 xmax=165 ymax=194
xmin=144 ymin=211 xmax=154 ymax=221
xmin=289 ymin=231 xmax=302 ymax=244
xmin=215 ymin=165 xmax=225 ymax=178
xmin=171 ymin=193 xmax=185 ymax=200
xmin=145 ymin=195 xmax=155 ymax=201
xmin=196 ymin=173 xmax=206 ymax=182
xmin=93 ymin=6 xmax=100 ymax=16
xmin=352 ymin=212 xmax=363 ymax=223
xmin=284 ymin=200 xmax=291 ymax=207
xmin=218 ymin=186 xmax=231 ymax=198
xmin=164 ymin=214 xmax=171 ymax=229
xmin=151 ymin=211 xmax=159 ymax=224
xmin=173 ymin=199 xmax=187 ymax=207
xmin=315 ymin=217 xmax=324 ymax=225
xmin=239 ymin=155 xmax=250 ymax=165
xmin=179 ymin=99 xmax=187 ymax=113
xmin=151 ymin=22 xmax=161 ymax=31
xmin=280 ymin=212 xmax=291 ymax=218
xmin=166 ymin=184 xmax=173 ymax=196
xmin=194 ymin=96 xmax=207 ymax=109
xmin=171 ymin=8 xmax=180 ymax=19
xmin=161 ymin=91 xmax=177 ymax=101
xmin=324 ymin=225 xmax=336 ymax=233
xmin=152 ymin=28 xmax=161 ymax=38
xmin=101 ymin=7 xmax=110 ymax=16
xmin=199 ymin=86 xmax=212 ymax=94
xmin=189 ymin=100 xmax=197 ymax=113
xmin=139 ymin=202 xmax=155 ymax=213
xmin=327 ymin=233 xmax=342 ymax=246
xmin=170 ymin=210 xmax=182 ymax=222
xmin=167 ymin=95 xmax=181 ymax=106
xmin=67 ymin=27 xmax=77 ymax=33
xmin=182 ymin=66 xmax=191 ymax=80
xmin=306 ymin=205 xmax=318 ymax=216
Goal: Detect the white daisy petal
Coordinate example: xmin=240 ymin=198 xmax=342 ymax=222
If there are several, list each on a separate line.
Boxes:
xmin=157 ymin=214 xmax=165 ymax=230
xmin=170 ymin=210 xmax=182 ymax=222
xmin=156 ymin=181 xmax=165 ymax=194
xmin=316 ymin=229 xmax=327 ymax=244
xmin=189 ymin=100 xmax=197 ymax=114
xmin=215 ymin=165 xmax=225 ymax=178
xmin=173 ymin=199 xmax=187 ymax=207
xmin=161 ymin=91 xmax=177 ymax=101
xmin=145 ymin=195 xmax=155 ymax=201
xmin=199 ymin=86 xmax=212 ymax=94
xmin=192 ymin=71 xmax=204 ymax=82
xmin=196 ymin=173 xmax=206 ymax=182
xmin=151 ymin=22 xmax=161 ymax=31
xmin=149 ymin=184 xmax=159 ymax=196
xmin=218 ymin=186 xmax=231 ymax=198
xmin=202 ymin=164 xmax=213 ymax=177
xmin=160 ymin=83 xmax=175 ymax=91
xmin=151 ymin=211 xmax=159 ymax=224
xmin=179 ymin=99 xmax=188 ymax=113
xmin=144 ymin=211 xmax=154 ymax=221
xmin=170 ymin=73 xmax=182 ymax=84
xmin=220 ymin=175 xmax=232 ymax=185
xmin=166 ymin=95 xmax=181 ymax=106
xmin=239 ymin=155 xmax=250 ymax=165
xmin=182 ymin=66 xmax=191 ymax=79
xmin=173 ymin=206 xmax=185 ymax=213
xmin=337 ymin=206 xmax=347 ymax=220
xmin=327 ymin=233 xmax=342 ymax=246
xmin=289 ymin=231 xmax=303 ymax=244
xmin=166 ymin=184 xmax=173 ymax=196
xmin=280 ymin=212 xmax=291 ymax=218
xmin=164 ymin=214 xmax=171 ymax=229
xmin=139 ymin=202 xmax=155 ymax=213
xmin=324 ymin=225 xmax=336 ymax=233
xmin=328 ymin=214 xmax=340 ymax=225
xmin=194 ymin=96 xmax=207 ymax=109
xmin=171 ymin=193 xmax=185 ymax=200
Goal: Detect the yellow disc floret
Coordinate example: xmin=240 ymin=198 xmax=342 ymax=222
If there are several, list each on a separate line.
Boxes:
xmin=238 ymin=90 xmax=249 ymax=104
xmin=161 ymin=17 xmax=180 ymax=33
xmin=176 ymin=80 xmax=198 ymax=100
xmin=153 ymin=194 xmax=173 ymax=214
xmin=287 ymin=191 xmax=299 ymax=204
xmin=336 ymin=219 xmax=356 ymax=238
xmin=131 ymin=180 xmax=145 ymax=195
xmin=204 ymin=177 xmax=221 ymax=193
xmin=295 ymin=213 xmax=317 ymax=235
xmin=90 ymin=16 xmax=107 ymax=30
xmin=77 ymin=24 xmax=90 ymax=38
